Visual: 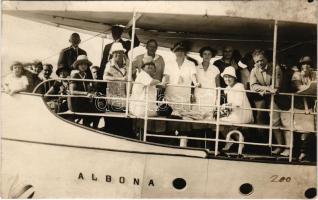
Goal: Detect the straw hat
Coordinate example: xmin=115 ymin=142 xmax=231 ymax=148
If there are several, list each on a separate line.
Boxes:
xmin=221 ymin=66 xmax=237 ymax=78
xmin=10 ymin=61 xmax=23 ymax=71
xmin=110 ymin=42 xmax=126 ymax=55
xmin=72 ymin=55 xmax=93 ymax=69
xmin=299 ymin=56 xmax=312 ymax=64
xmin=142 ymin=55 xmax=154 ymax=64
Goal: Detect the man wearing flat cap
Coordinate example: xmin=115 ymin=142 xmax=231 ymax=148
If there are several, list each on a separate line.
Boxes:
xmin=57 ymin=33 xmax=89 ymax=77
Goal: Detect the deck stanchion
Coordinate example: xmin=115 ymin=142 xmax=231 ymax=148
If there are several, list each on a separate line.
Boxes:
xmin=38 ymin=77 xmax=317 ymax=161
xmin=143 ymin=86 xmax=149 ymax=142
xmin=289 ymin=94 xmax=295 ymax=162
xmin=100 ymin=37 xmax=105 ymax=61
xmin=268 ymin=20 xmax=278 ymax=148
xmin=214 ymin=87 xmax=221 ymax=156
xmin=125 ymin=9 xmax=137 ymax=117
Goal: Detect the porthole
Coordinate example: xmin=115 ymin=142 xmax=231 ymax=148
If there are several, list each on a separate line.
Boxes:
xmin=239 ymin=183 xmax=253 ymax=196
xmin=305 ymin=188 xmax=316 ymax=199
xmin=172 ymin=178 xmax=186 ymax=190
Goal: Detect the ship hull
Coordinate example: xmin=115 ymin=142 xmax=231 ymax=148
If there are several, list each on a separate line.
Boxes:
xmin=1 ymin=93 xmax=316 ymax=198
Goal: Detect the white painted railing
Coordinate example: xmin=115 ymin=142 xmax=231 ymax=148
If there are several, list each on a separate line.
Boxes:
xmin=34 ymin=78 xmax=317 ymax=162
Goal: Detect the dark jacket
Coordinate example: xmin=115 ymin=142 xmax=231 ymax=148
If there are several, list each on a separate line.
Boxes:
xmin=57 ymin=46 xmax=93 ymax=79
xmin=57 ymin=46 xmax=87 ymax=71
xmin=24 ymin=71 xmax=42 ymax=92
xmin=99 ymin=37 xmax=140 ymax=80
xmin=67 ymin=72 xmax=92 ymax=112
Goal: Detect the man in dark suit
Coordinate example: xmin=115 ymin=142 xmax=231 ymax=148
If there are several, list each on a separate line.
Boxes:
xmin=98 ymin=25 xmax=140 ymax=80
xmin=57 ymin=33 xmax=92 ymax=78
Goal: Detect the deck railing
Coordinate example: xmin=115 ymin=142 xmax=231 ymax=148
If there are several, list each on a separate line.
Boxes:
xmin=35 ymin=78 xmax=317 ymax=162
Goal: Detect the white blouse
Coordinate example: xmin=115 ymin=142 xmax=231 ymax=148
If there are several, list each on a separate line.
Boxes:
xmin=129 ymin=70 xmax=157 ymax=117
xmin=194 ymin=63 xmax=220 ymax=111
xmin=164 ymin=59 xmax=197 ymax=110
xmin=221 ymin=82 xmax=254 ymax=124
xmin=3 ymin=74 xmax=29 ymax=92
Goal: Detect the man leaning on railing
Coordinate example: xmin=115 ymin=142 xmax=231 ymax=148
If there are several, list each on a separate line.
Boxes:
xmin=250 ymin=49 xmax=286 ymax=156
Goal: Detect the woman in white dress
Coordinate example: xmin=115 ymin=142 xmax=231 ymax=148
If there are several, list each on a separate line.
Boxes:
xmin=161 ymin=41 xmax=200 ymax=145
xmin=220 ymin=66 xmax=254 ymax=151
xmin=2 ymin=62 xmax=29 ymax=95
xmin=162 ymin=41 xmax=200 ymax=112
xmin=193 ymin=46 xmax=220 ymax=112
xmin=190 ymin=47 xmax=220 ymax=148
xmin=129 ymin=60 xmax=160 ymax=117
xmin=220 ymin=66 xmax=253 ymax=123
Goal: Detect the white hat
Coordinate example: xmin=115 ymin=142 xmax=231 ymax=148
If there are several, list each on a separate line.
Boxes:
xmin=110 ymin=42 xmax=126 ymax=54
xmin=221 ymin=66 xmax=237 ymax=78
xmin=72 ymin=55 xmax=93 ymax=69
xmin=142 ymin=55 xmax=153 ymax=64
xmin=238 ymin=60 xmax=248 ymax=69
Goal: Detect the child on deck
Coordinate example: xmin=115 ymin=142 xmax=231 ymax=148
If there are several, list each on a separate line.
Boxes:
xmin=46 ymin=67 xmax=71 ymax=113
xmin=2 ymin=62 xmax=29 ymax=95
xmin=129 ymin=58 xmax=160 ymax=117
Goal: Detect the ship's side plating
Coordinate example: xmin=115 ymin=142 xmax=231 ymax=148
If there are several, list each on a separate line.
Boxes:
xmin=1 ymin=94 xmax=316 ymax=198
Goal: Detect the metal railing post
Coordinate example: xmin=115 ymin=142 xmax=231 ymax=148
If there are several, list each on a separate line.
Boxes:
xmin=143 ymin=86 xmax=149 ymax=142
xmin=289 ymin=94 xmax=295 ymax=162
xmin=100 ymin=37 xmax=105 ymax=61
xmin=125 ymin=9 xmax=137 ymax=117
xmin=269 ymin=20 xmax=278 ymax=148
xmin=214 ymin=87 xmax=221 ymax=156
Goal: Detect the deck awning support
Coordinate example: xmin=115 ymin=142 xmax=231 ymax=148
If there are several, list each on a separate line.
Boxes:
xmin=125 ymin=12 xmax=143 ymax=29
xmin=268 ymin=20 xmax=278 ymax=148
xmin=125 ymin=9 xmax=137 ymax=117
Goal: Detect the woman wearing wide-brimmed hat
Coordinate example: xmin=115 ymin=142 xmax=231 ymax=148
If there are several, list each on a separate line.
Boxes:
xmin=68 ymin=55 xmax=94 ymax=127
xmin=103 ymin=42 xmax=129 ymax=112
xmin=102 ymin=42 xmax=134 ymax=138
xmin=289 ymin=56 xmax=317 ymax=160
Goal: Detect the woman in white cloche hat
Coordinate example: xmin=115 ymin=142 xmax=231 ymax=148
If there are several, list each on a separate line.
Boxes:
xmin=220 ymin=66 xmax=254 ymax=151
xmin=102 ymin=42 xmax=135 ymax=138
xmin=103 ymin=42 xmax=129 ymax=112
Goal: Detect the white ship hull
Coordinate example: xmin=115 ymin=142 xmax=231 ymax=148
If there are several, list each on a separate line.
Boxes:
xmin=1 ymin=93 xmax=316 ymax=198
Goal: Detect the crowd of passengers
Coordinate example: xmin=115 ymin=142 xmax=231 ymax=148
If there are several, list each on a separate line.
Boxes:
xmin=2 ymin=26 xmax=317 ymax=161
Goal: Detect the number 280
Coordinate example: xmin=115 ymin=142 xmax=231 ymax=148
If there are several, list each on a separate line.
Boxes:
xmin=270 ymin=175 xmax=291 ymax=182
